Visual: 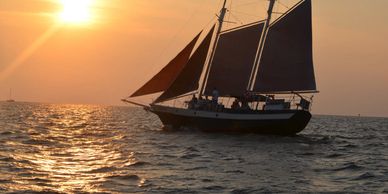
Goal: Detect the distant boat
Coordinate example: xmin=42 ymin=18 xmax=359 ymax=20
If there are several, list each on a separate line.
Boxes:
xmin=123 ymin=0 xmax=318 ymax=135
xmin=6 ymin=88 xmax=15 ymax=102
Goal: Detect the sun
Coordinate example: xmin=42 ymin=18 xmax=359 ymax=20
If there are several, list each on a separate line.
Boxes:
xmin=58 ymin=0 xmax=94 ymax=24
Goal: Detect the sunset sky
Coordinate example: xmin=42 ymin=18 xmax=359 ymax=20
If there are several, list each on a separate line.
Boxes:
xmin=1 ymin=0 xmax=388 ymax=117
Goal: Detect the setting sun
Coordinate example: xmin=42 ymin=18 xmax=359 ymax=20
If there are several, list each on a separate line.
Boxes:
xmin=58 ymin=0 xmax=94 ymax=24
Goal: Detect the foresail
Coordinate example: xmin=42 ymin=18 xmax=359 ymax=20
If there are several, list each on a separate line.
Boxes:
xmin=254 ymin=0 xmax=316 ymax=93
xmin=155 ymin=25 xmax=216 ymax=103
xmin=130 ymin=32 xmax=202 ymax=97
xmin=204 ymin=22 xmax=265 ymax=97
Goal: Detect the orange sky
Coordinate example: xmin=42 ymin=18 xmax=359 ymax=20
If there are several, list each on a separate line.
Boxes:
xmin=1 ymin=0 xmax=388 ymax=117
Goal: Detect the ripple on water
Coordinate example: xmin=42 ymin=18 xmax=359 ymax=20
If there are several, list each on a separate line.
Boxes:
xmin=0 ymin=131 xmax=14 ymax=136
xmin=352 ymin=172 xmax=377 ymax=181
xmin=107 ymin=174 xmax=140 ymax=181
xmin=184 ymin=166 xmax=208 ymax=171
xmin=231 ymin=188 xmax=258 ymax=194
xmin=204 ymin=185 xmax=226 ymax=191
xmin=129 ymin=161 xmax=151 ymax=167
xmin=86 ymin=166 xmax=119 ymax=174
xmin=325 ymin=153 xmax=343 ymax=158
xmin=224 ymin=170 xmax=245 ymax=174
xmin=332 ymin=162 xmax=364 ymax=172
xmin=22 ymin=139 xmax=56 ymax=146
xmin=180 ymin=153 xmax=201 ymax=159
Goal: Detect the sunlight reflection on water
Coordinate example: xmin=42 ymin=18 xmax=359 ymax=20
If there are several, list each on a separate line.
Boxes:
xmin=1 ymin=104 xmax=145 ymax=193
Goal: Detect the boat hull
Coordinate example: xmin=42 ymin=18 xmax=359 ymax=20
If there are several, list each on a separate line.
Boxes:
xmin=150 ymin=105 xmax=311 ymax=135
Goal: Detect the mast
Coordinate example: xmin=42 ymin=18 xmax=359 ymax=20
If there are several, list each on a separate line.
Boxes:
xmin=247 ymin=0 xmax=276 ymax=90
xmin=199 ymin=0 xmax=228 ymax=95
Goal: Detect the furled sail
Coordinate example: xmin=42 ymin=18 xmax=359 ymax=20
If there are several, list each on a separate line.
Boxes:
xmin=155 ymin=25 xmax=216 ymax=103
xmin=130 ymin=32 xmax=202 ymax=97
xmin=254 ymin=0 xmax=316 ymax=93
xmin=204 ymin=22 xmax=265 ymax=97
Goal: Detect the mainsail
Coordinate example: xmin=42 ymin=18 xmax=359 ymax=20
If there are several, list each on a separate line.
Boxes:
xmin=204 ymin=22 xmax=265 ymax=96
xmin=254 ymin=0 xmax=316 ymax=93
xmin=155 ymin=25 xmax=216 ymax=103
xmin=130 ymin=32 xmax=202 ymax=97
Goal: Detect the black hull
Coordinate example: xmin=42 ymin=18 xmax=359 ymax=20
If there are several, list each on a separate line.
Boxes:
xmin=150 ymin=106 xmax=311 ymax=135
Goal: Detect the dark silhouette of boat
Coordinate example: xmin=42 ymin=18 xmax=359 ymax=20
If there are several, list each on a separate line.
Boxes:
xmin=6 ymin=89 xmax=15 ymax=102
xmin=124 ymin=0 xmax=318 ymax=135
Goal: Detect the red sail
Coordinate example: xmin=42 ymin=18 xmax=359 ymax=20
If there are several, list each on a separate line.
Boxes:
xmin=254 ymin=0 xmax=316 ymax=93
xmin=204 ymin=22 xmax=265 ymax=97
xmin=130 ymin=32 xmax=202 ymax=97
xmin=156 ymin=25 xmax=216 ymax=103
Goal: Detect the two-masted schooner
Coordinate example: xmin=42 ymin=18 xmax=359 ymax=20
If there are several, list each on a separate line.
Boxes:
xmin=123 ymin=0 xmax=318 ymax=135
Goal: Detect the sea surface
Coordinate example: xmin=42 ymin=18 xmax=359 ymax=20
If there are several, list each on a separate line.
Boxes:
xmin=0 ymin=102 xmax=387 ymax=193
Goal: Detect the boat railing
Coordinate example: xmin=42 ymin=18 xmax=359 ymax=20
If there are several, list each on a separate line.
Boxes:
xmin=161 ymin=93 xmax=314 ymax=112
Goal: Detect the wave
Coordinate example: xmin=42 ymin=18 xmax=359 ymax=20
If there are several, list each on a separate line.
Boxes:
xmin=201 ymin=178 xmax=213 ymax=183
xmin=29 ymin=177 xmax=53 ymax=183
xmin=0 ymin=156 xmax=17 ymax=162
xmin=49 ymin=153 xmax=73 ymax=157
xmin=180 ymin=153 xmax=201 ymax=159
xmin=224 ymin=170 xmax=244 ymax=174
xmin=184 ymin=166 xmax=208 ymax=171
xmin=325 ymin=153 xmax=343 ymax=158
xmin=125 ymin=161 xmax=150 ymax=167
xmin=352 ymin=172 xmax=377 ymax=181
xmin=6 ymin=190 xmax=63 ymax=194
xmin=86 ymin=166 xmax=118 ymax=173
xmin=22 ymin=139 xmax=56 ymax=146
xmin=0 ymin=179 xmax=14 ymax=184
xmin=0 ymin=131 xmax=14 ymax=135
xmin=297 ymin=152 xmax=315 ymax=156
xmin=333 ymin=162 xmax=364 ymax=171
xmin=185 ymin=146 xmax=199 ymax=152
xmin=107 ymin=174 xmax=140 ymax=181
xmin=231 ymin=188 xmax=257 ymax=194
xmin=203 ymin=185 xmax=226 ymax=191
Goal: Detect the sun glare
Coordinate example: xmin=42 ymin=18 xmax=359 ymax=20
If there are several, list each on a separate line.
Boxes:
xmin=58 ymin=0 xmax=94 ymax=24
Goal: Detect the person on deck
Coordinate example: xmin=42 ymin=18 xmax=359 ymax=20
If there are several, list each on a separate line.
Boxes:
xmin=231 ymin=98 xmax=241 ymax=110
xmin=188 ymin=94 xmax=198 ymax=109
xmin=212 ymin=87 xmax=219 ymax=104
xmin=241 ymin=91 xmax=252 ymax=110
xmin=196 ymin=96 xmax=203 ymax=109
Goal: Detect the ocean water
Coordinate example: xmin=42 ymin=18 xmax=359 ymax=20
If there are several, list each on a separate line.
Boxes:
xmin=0 ymin=102 xmax=387 ymax=193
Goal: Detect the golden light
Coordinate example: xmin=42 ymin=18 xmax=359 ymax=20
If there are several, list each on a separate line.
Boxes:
xmin=58 ymin=0 xmax=94 ymax=24
xmin=0 ymin=24 xmax=60 ymax=82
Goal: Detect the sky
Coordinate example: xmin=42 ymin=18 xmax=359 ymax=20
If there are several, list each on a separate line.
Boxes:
xmin=0 ymin=0 xmax=388 ymax=117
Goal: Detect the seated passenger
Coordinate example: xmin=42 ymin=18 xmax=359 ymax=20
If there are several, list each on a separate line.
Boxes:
xmin=212 ymin=87 xmax=219 ymax=105
xmin=188 ymin=94 xmax=198 ymax=109
xmin=241 ymin=100 xmax=250 ymax=110
xmin=231 ymin=99 xmax=240 ymax=110
xmin=197 ymin=96 xmax=205 ymax=109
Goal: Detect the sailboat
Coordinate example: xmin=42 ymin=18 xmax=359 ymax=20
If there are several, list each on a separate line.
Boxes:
xmin=6 ymin=88 xmax=15 ymax=102
xmin=123 ymin=0 xmax=318 ymax=135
